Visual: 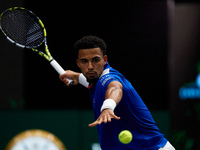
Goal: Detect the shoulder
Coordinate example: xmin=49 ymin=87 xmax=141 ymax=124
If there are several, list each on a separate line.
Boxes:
xmin=99 ymin=75 xmax=117 ymax=86
xmin=98 ymin=68 xmax=121 ymax=87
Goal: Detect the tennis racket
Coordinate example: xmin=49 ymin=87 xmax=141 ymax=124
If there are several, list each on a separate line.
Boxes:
xmin=0 ymin=7 xmax=74 ymax=85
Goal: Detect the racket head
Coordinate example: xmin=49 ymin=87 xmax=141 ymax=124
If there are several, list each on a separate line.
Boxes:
xmin=0 ymin=7 xmax=46 ymax=49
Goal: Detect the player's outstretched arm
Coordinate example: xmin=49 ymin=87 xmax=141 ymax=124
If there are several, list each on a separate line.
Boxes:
xmin=89 ymin=81 xmax=123 ymax=127
xmin=59 ymin=70 xmax=80 ymax=86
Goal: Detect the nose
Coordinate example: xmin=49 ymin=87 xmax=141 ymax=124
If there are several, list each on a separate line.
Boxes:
xmin=88 ymin=61 xmax=94 ymax=70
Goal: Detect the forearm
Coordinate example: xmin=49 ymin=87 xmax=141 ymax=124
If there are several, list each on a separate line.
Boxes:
xmin=105 ymin=81 xmax=123 ymax=105
xmin=105 ymin=86 xmax=123 ymax=105
xmin=101 ymin=81 xmax=123 ymax=112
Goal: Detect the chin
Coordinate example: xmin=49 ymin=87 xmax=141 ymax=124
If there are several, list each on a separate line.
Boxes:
xmin=86 ymin=77 xmax=99 ymax=84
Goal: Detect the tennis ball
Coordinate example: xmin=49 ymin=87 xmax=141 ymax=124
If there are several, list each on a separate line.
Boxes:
xmin=118 ymin=130 xmax=132 ymax=144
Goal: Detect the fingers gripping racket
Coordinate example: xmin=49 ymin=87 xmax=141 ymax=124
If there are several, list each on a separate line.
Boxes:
xmin=0 ymin=7 xmax=73 ymax=85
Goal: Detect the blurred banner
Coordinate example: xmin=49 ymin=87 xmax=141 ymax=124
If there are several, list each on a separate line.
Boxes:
xmin=0 ymin=110 xmax=169 ymax=150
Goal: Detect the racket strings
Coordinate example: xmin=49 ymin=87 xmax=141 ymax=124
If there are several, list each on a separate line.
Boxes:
xmin=0 ymin=9 xmax=44 ymax=48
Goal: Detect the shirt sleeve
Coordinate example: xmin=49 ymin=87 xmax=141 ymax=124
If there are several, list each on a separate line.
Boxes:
xmin=99 ymin=74 xmax=120 ymax=89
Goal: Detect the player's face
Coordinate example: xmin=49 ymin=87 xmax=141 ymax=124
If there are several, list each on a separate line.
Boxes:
xmin=76 ymin=48 xmax=107 ymax=84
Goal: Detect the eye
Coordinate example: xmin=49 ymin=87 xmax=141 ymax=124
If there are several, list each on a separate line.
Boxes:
xmin=80 ymin=59 xmax=87 ymax=64
xmin=93 ymin=58 xmax=100 ymax=63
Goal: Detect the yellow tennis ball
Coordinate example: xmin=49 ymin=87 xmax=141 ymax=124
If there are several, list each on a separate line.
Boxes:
xmin=118 ymin=130 xmax=133 ymax=144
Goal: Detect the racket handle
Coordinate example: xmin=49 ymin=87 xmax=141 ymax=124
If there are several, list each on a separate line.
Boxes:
xmin=50 ymin=59 xmax=74 ymax=85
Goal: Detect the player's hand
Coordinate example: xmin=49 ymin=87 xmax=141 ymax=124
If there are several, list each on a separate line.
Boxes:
xmin=88 ymin=109 xmax=120 ymax=127
xmin=59 ymin=70 xmax=80 ymax=86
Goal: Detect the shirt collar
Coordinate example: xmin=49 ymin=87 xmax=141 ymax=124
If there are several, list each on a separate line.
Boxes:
xmin=100 ymin=62 xmax=110 ymax=78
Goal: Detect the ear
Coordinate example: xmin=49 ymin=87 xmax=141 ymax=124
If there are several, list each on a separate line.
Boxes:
xmin=76 ymin=59 xmax=80 ymax=68
xmin=103 ymin=55 xmax=108 ymax=65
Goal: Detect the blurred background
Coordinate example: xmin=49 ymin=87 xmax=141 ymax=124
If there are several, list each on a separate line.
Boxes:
xmin=0 ymin=0 xmax=200 ymax=149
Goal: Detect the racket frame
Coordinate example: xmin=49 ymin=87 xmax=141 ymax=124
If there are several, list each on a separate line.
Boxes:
xmin=0 ymin=7 xmax=73 ymax=85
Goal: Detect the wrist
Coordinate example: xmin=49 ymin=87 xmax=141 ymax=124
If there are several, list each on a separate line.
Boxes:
xmin=100 ymin=99 xmax=116 ymax=112
xmin=79 ymin=73 xmax=89 ymax=87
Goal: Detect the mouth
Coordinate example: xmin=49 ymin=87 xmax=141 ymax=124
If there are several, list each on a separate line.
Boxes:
xmin=85 ymin=72 xmax=99 ymax=83
xmin=86 ymin=72 xmax=97 ymax=78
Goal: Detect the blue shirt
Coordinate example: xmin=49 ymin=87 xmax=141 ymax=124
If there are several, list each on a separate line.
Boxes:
xmin=89 ymin=62 xmax=167 ymax=150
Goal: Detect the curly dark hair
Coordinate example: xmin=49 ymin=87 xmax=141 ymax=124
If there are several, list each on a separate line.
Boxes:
xmin=74 ymin=35 xmax=107 ymax=56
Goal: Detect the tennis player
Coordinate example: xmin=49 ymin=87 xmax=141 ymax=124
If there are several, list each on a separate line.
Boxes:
xmin=59 ymin=35 xmax=175 ymax=150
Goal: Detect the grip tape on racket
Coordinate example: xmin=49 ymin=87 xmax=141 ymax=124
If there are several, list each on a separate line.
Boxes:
xmin=50 ymin=59 xmax=74 ymax=85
